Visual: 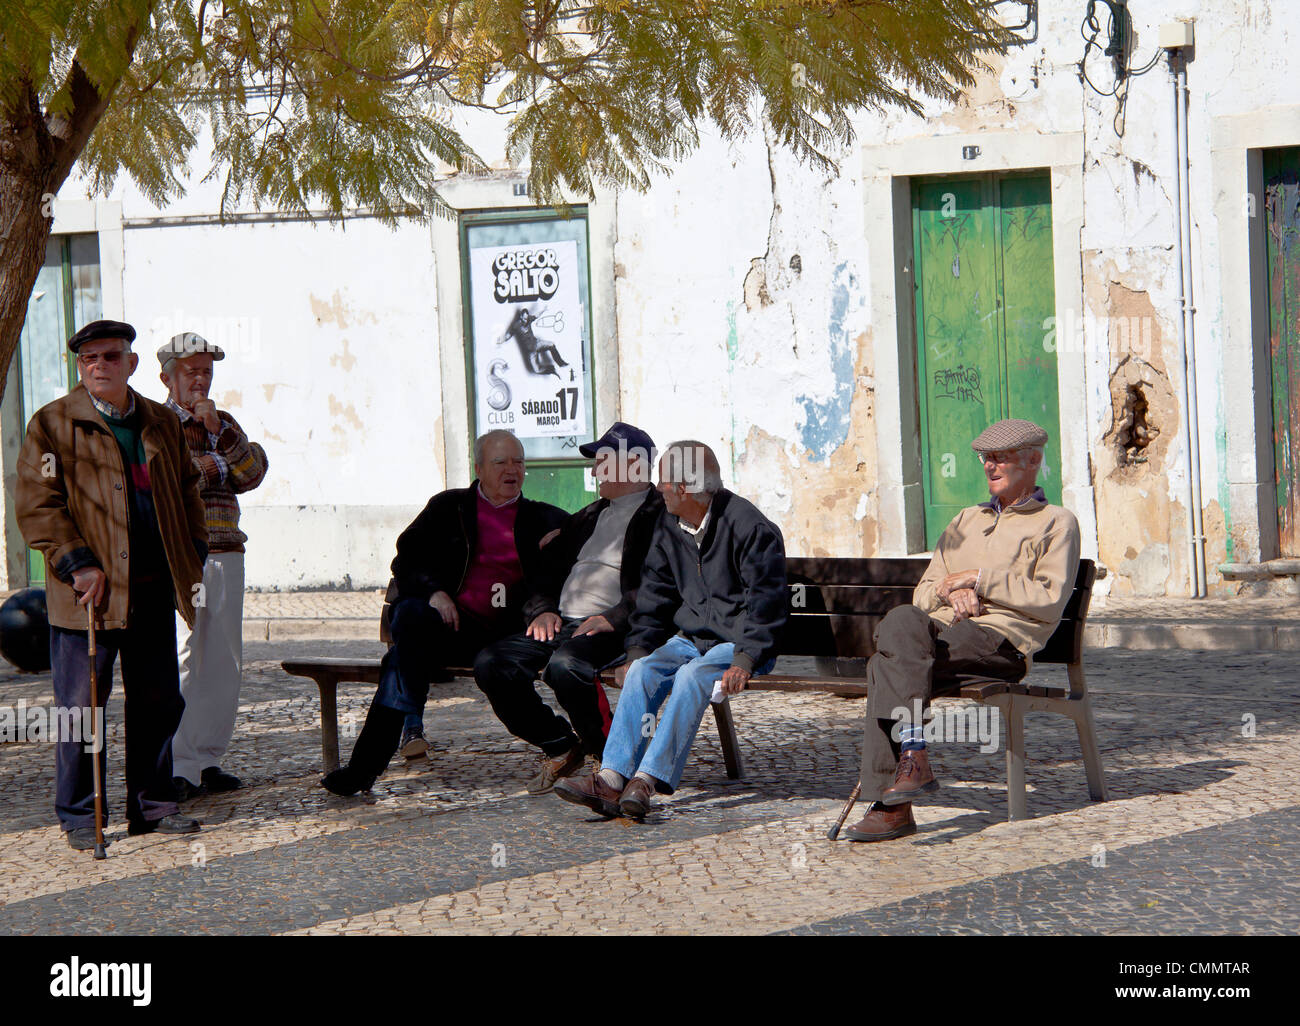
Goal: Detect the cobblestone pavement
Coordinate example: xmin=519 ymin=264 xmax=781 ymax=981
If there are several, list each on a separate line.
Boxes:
xmin=1 ymin=635 xmax=1298 ymax=935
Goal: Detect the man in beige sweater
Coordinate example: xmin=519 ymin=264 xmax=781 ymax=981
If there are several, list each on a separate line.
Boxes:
xmin=846 ymin=419 xmax=1081 ymax=842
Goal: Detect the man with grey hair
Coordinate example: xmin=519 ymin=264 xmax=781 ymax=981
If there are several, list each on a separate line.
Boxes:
xmin=158 ymin=332 xmax=269 ymax=800
xmin=845 ymin=418 xmax=1080 ymax=842
xmin=555 ymin=440 xmax=787 ymax=820
xmin=322 ymin=430 xmax=567 ymax=796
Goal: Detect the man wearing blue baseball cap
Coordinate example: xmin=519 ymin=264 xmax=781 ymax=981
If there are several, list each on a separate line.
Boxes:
xmin=474 ymin=423 xmax=663 ymax=793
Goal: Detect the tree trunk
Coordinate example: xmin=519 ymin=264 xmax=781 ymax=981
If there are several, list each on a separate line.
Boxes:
xmin=1 ymin=76 xmax=62 ymax=407
xmin=0 ymin=15 xmax=149 ymax=407
xmin=0 ymin=164 xmax=58 ymax=407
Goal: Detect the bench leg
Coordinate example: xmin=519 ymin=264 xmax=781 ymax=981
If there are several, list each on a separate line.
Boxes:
xmin=315 ymin=675 xmax=341 ymax=774
xmin=711 ymin=697 xmax=745 ymax=780
xmin=1070 ymin=699 xmax=1108 ymax=803
xmin=1067 ymin=665 xmax=1107 ymax=803
xmin=1002 ymin=696 xmax=1027 ymax=822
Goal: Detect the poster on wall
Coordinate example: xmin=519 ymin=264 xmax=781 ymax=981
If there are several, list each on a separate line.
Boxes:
xmin=469 ymin=238 xmax=587 ymax=441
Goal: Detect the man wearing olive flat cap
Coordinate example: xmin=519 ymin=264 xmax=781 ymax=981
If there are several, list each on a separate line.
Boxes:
xmin=158 ymin=332 xmax=269 ymax=801
xmin=845 ymin=418 xmax=1081 ymax=843
xmin=16 ymin=319 xmax=208 ymax=850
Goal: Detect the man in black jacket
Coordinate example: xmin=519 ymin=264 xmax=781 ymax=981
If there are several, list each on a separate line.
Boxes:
xmin=475 ymin=423 xmax=662 ymax=793
xmin=321 ymin=430 xmax=567 ymax=796
xmin=555 ymin=440 xmax=787 ymax=821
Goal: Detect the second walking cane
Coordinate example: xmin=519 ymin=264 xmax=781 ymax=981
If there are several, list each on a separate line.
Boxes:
xmin=87 ymin=605 xmax=107 ymax=860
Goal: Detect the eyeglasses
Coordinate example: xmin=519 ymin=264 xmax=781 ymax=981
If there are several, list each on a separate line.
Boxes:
xmin=976 ymin=450 xmax=1023 ymax=466
xmin=77 ymin=350 xmax=125 ymax=367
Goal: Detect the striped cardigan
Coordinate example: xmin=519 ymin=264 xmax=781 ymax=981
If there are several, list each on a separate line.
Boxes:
xmin=177 ymin=410 xmax=269 ymax=553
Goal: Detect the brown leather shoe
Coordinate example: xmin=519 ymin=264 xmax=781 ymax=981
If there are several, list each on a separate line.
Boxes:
xmin=618 ymin=776 xmax=656 ymax=820
xmin=880 ymin=749 xmax=939 ymax=806
xmin=527 ymin=747 xmax=584 ymax=795
xmin=553 ymin=771 xmax=622 ymax=817
xmin=843 ymin=801 xmax=916 ymax=842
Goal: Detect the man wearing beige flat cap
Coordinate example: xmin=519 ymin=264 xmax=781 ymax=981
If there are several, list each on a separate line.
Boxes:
xmin=158 ymin=332 xmax=269 ymax=800
xmin=846 ymin=418 xmax=1080 ymax=842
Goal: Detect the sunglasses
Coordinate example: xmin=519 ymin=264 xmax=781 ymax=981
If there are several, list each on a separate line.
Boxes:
xmin=977 ymin=450 xmax=1023 ymax=466
xmin=77 ymin=350 xmax=126 ymax=367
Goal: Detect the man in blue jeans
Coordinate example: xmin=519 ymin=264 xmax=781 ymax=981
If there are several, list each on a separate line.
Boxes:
xmin=555 ymin=440 xmax=787 ymax=820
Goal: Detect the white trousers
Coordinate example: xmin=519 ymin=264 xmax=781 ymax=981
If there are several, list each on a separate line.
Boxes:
xmin=172 ymin=551 xmax=245 ymax=785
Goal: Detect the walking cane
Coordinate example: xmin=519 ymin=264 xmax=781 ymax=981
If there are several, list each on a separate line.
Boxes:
xmin=87 ymin=605 xmax=107 ymax=860
xmin=826 ymin=782 xmax=862 ymax=841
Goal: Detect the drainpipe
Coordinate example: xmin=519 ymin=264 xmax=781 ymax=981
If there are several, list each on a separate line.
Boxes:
xmin=1168 ymin=46 xmax=1208 ymax=597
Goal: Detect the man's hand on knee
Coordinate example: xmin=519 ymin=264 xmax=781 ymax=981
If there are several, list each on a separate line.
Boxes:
xmin=719 ymin=665 xmax=751 ymax=695
xmin=428 ymin=591 xmax=460 ymax=631
xmin=527 ymin=612 xmax=561 ymax=641
xmin=949 ymin=587 xmax=983 ymax=622
xmin=573 ymin=614 xmax=613 ymax=636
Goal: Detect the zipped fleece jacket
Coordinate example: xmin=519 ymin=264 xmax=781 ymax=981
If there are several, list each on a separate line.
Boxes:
xmin=527 ymin=486 xmax=665 ymax=632
xmin=15 ymin=384 xmax=208 ymax=631
xmin=390 ymin=482 xmax=568 ymax=628
xmin=625 ymin=489 xmax=787 ymax=673
xmin=913 ymin=491 xmax=1081 ymax=666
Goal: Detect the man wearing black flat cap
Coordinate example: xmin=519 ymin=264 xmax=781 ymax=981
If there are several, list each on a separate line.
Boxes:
xmin=474 ymin=423 xmax=663 ymax=793
xmin=15 ymin=319 xmax=209 ymax=851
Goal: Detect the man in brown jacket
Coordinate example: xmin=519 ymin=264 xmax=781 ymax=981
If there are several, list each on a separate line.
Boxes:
xmin=846 ymin=419 xmax=1081 ymax=842
xmin=16 ymin=319 xmax=209 ymax=851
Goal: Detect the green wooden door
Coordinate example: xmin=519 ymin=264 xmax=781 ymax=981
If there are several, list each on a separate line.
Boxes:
xmin=1264 ymin=146 xmax=1300 ymax=556
xmin=912 ymin=172 xmax=1061 ymax=546
xmin=16 ymin=234 xmax=103 ymax=583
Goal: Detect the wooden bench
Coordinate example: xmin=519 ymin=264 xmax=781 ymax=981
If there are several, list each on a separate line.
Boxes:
xmin=283 ymin=559 xmax=1106 ymax=820
xmin=773 ymin=556 xmax=1107 ymax=820
xmin=281 ymin=580 xmax=746 ymax=776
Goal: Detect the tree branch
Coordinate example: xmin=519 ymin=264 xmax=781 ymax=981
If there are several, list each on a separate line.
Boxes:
xmin=45 ymin=5 xmax=156 ymax=189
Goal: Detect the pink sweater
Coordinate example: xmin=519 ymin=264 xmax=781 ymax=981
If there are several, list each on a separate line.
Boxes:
xmin=455 ymin=490 xmax=524 ymax=620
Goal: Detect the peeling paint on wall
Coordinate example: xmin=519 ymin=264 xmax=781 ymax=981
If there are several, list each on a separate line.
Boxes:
xmin=329 ymin=338 xmax=357 ymax=373
xmin=796 ymin=263 xmax=857 ymax=462
xmin=327 ymin=395 xmax=364 ymax=431
xmin=735 ymin=335 xmax=879 ymax=558
xmin=309 ymin=290 xmax=380 ymax=329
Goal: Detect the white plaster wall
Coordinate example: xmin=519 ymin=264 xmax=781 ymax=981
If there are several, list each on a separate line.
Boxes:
xmin=121 ymin=218 xmax=443 ymax=588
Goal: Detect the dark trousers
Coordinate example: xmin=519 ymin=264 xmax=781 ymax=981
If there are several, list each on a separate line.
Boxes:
xmin=474 ymin=619 xmax=623 ymax=758
xmin=50 ymin=594 xmax=183 ymax=831
xmin=859 ymin=604 xmax=1026 ymax=802
xmin=372 ymin=598 xmax=505 ymax=717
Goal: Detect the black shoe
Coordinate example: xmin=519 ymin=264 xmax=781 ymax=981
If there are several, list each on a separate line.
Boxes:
xmin=321 ymin=765 xmax=375 ymax=797
xmin=173 ymin=776 xmax=206 ymax=802
xmin=128 ymin=813 xmax=200 ymax=836
xmin=321 ymin=703 xmax=404 ymax=795
xmin=200 ymin=767 xmax=242 ymax=792
xmin=66 ymin=828 xmax=110 ymax=851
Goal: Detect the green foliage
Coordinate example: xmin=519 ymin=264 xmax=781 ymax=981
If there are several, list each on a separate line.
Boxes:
xmin=2 ymin=1 xmax=1010 ymax=221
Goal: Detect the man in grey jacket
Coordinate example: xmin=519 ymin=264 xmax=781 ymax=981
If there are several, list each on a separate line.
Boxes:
xmin=555 ymin=440 xmax=787 ymax=821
